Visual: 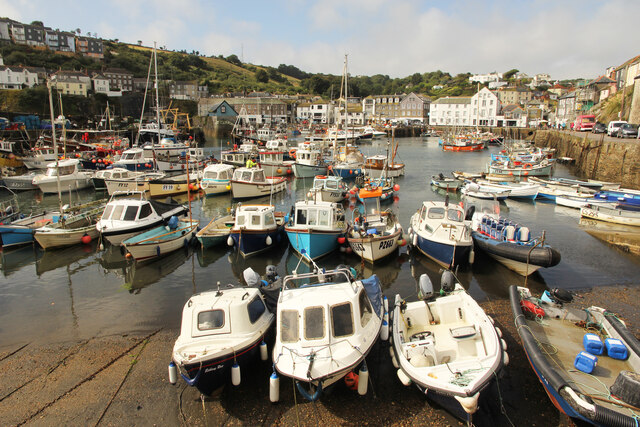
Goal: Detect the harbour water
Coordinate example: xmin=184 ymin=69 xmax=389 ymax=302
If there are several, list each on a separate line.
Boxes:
xmin=2 ymin=136 xmax=640 ymax=347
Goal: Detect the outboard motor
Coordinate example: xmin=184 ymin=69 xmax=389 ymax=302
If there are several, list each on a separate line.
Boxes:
xmin=551 ymin=288 xmax=573 ymax=304
xmin=418 ymin=274 xmax=434 ymax=301
xmin=265 ymin=265 xmax=279 ymax=283
xmin=465 ymin=205 xmax=475 ymax=221
xmin=243 ymin=267 xmax=262 ymax=287
xmin=440 ymin=270 xmax=456 ymax=293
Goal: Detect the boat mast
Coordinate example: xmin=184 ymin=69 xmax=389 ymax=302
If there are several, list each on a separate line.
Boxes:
xmin=134 ymin=51 xmax=154 ymax=147
xmin=47 ymin=80 xmax=63 ymax=216
xmin=153 ymin=42 xmax=161 ymax=147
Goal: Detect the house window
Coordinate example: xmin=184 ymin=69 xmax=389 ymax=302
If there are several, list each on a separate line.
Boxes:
xmin=221 ymin=106 xmax=226 ymax=113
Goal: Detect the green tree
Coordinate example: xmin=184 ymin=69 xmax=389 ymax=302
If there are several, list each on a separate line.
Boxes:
xmin=503 ymin=69 xmax=519 ymax=80
xmin=255 ymin=69 xmax=269 ymax=83
xmin=226 ymin=54 xmax=242 ymax=66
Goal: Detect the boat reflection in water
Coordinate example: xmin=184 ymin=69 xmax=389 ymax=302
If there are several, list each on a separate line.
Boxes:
xmin=36 ymin=243 xmax=97 ymax=276
xmin=579 ymin=217 xmax=640 ymax=256
xmin=1 ymin=245 xmax=41 ymax=277
xmin=98 ymin=243 xmax=131 ymax=271
xmin=230 ymin=243 xmax=288 ymax=284
xmin=196 ymin=246 xmax=229 ymax=268
xmin=124 ymin=246 xmax=194 ymax=294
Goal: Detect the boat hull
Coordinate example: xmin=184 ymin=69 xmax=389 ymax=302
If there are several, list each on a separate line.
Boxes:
xmin=292 ymin=163 xmax=328 ymax=178
xmin=347 ymin=227 xmax=402 ymax=262
xmin=200 ymin=180 xmax=230 ymax=196
xmin=34 ymin=226 xmax=100 ymax=249
xmin=229 ymin=227 xmax=284 ymax=257
xmin=35 ymin=177 xmax=93 ymax=194
xmin=176 ymin=333 xmax=268 ymax=396
xmin=231 ymin=179 xmax=286 ymax=199
xmin=413 ymin=233 xmax=472 ymax=268
xmin=122 ymin=222 xmax=198 ymax=261
xmin=285 ymin=228 xmax=342 ymax=260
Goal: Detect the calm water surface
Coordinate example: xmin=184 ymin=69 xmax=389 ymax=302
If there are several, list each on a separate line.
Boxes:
xmin=2 ymin=136 xmax=639 ymax=346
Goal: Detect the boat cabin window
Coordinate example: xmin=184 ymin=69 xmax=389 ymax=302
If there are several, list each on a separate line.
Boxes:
xmin=236 ymin=215 xmax=246 ymax=227
xmin=251 ymin=215 xmax=261 ymax=226
xmin=304 ymin=306 xmax=325 ymax=340
xmin=317 ymin=209 xmax=330 ymax=226
xmin=247 ymin=295 xmax=266 ymax=324
xmin=204 ymin=171 xmax=218 ymax=179
xmin=296 ymin=209 xmax=307 ymax=225
xmin=359 ymin=289 xmax=373 ymax=328
xmin=240 ymin=171 xmax=252 ymax=181
xmin=47 ymin=164 xmax=74 ymax=176
xmin=447 ymin=209 xmax=463 ymax=222
xmin=265 ymin=213 xmax=275 ymax=226
xmin=113 ymin=172 xmax=123 ymax=179
xmin=123 ymin=206 xmax=138 ymax=221
xmin=253 ymin=170 xmax=266 ymax=181
xmin=331 ymin=303 xmax=354 ymax=338
xmin=111 ymin=205 xmax=124 ymax=220
xmin=102 ymin=205 xmax=114 ymax=220
xmin=307 ymin=209 xmax=318 ymax=226
xmin=197 ymin=309 xmax=225 ymax=330
xmin=280 ymin=309 xmax=299 ymax=343
xmin=428 ymin=208 xmax=445 ymax=219
xmin=325 ymin=180 xmax=338 ymax=190
xmin=139 ymin=203 xmax=152 ymax=219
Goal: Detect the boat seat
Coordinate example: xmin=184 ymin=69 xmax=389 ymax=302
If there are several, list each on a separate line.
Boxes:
xmin=450 ymin=325 xmax=476 ymax=339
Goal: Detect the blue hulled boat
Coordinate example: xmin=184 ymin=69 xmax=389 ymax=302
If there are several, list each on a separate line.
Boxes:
xmin=284 ymin=200 xmax=347 ymax=260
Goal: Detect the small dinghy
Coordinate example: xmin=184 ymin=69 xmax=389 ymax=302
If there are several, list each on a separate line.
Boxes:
xmin=195 ymin=214 xmax=234 ymax=248
xmin=171 ymin=284 xmax=275 ymax=395
xmin=271 ymin=253 xmax=385 ymax=402
xmin=391 ymin=271 xmax=506 ymax=422
xmin=430 ymin=173 xmax=462 ymax=191
xmin=510 ymin=286 xmax=640 ymax=427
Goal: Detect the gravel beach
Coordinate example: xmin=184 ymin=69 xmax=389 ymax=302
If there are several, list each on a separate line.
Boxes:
xmin=1 ymin=285 xmax=638 ymax=427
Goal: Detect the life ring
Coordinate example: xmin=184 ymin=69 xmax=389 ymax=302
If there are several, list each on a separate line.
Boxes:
xmin=316 ymin=175 xmax=327 ymax=179
xmin=523 ymin=163 xmax=533 ymax=170
xmin=289 ymin=149 xmax=296 ymax=159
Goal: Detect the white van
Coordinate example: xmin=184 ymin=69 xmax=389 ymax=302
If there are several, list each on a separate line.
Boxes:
xmin=607 ymin=120 xmax=627 ymax=136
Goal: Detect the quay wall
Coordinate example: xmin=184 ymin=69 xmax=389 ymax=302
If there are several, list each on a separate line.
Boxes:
xmin=532 ymin=130 xmax=640 ymax=189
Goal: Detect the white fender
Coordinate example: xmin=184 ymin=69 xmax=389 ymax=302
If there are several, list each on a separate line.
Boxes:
xmin=500 ymin=338 xmax=507 ymax=351
xmin=269 ymin=372 xmax=280 ymax=402
xmin=503 ymin=351 xmax=510 ymax=366
xmin=357 ymin=365 xmax=369 ymax=395
xmin=227 ymin=236 xmax=234 ymax=246
xmin=231 ymin=363 xmax=241 ymax=386
xmin=454 ymin=392 xmax=480 ymax=414
xmin=260 ymin=341 xmax=268 ymax=361
xmin=412 ymin=233 xmax=418 ymax=247
xmin=168 ymin=362 xmax=177 ymax=384
xmin=266 ymin=235 xmax=272 ymax=246
xmin=397 ymin=368 xmax=412 ymax=386
xmin=495 ymin=327 xmax=502 ymax=338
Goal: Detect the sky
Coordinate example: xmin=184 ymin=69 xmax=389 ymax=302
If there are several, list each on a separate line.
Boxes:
xmin=3 ymin=0 xmax=640 ymax=81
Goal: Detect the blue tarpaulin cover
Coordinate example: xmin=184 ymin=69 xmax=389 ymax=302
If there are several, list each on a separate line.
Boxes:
xmin=361 ymin=274 xmax=383 ymax=318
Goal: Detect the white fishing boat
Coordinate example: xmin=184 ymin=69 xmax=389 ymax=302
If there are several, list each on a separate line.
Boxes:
xmin=461 ymin=182 xmax=510 ymax=200
xmin=271 ymin=259 xmax=384 ymax=402
xmin=580 ymin=204 xmax=640 ymax=227
xmin=474 ymin=180 xmax=539 ymax=200
xmin=291 ymin=142 xmax=328 ymax=178
xmin=104 ymin=171 xmax=166 ymax=195
xmin=32 ymin=159 xmax=93 ymax=194
xmin=347 ymin=189 xmax=403 ymax=263
xmin=111 ymin=147 xmax=155 ymax=172
xmin=258 ymin=150 xmax=294 ymax=177
xmin=171 ymin=286 xmax=275 ymax=395
xmin=408 ymin=199 xmax=473 ymax=268
xmin=230 ymin=167 xmax=286 ymax=199
xmin=391 ymin=271 xmax=506 ymax=422
xmin=91 ymin=168 xmax=145 ymax=191
xmin=200 ymin=163 xmax=234 ymax=196
xmin=307 ymin=175 xmax=348 ymax=203
xmin=363 ymin=154 xmax=405 ymax=178
xmin=96 ymin=191 xmax=187 ymax=245
xmin=122 ymin=216 xmax=199 ymax=261
xmin=21 ymin=146 xmax=57 ymax=170
xmin=3 ymin=171 xmax=39 ymax=191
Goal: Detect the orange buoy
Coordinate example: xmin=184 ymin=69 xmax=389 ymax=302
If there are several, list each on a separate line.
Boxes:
xmin=344 ymin=372 xmax=359 ymax=391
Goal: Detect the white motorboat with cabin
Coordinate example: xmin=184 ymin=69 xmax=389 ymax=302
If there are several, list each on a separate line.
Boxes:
xmin=96 ymin=191 xmax=187 ymax=245
xmin=230 ymin=167 xmax=287 ymax=199
xmin=200 ymin=163 xmax=234 ymax=196
xmin=271 ymin=261 xmax=384 ymax=402
xmin=104 ymin=171 xmax=166 ymax=195
xmin=171 ymin=286 xmax=275 ymax=395
xmin=258 ymin=151 xmax=294 ymax=177
xmin=32 ymin=158 xmax=93 ymax=194
xmin=291 ymin=142 xmax=328 ymax=178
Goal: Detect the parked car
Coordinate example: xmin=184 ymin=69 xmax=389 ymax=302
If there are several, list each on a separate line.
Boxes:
xmin=607 ymin=120 xmax=627 ymax=136
xmin=615 ymin=123 xmax=638 ymax=138
xmin=592 ymin=122 xmax=606 ymax=134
